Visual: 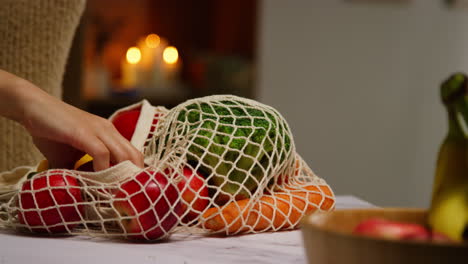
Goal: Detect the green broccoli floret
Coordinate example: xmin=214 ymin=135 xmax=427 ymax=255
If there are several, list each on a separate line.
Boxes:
xmin=177 ymin=100 xmax=292 ymax=205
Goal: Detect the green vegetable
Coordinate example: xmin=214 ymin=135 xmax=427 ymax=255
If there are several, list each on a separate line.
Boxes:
xmin=177 ymin=99 xmax=292 ymax=205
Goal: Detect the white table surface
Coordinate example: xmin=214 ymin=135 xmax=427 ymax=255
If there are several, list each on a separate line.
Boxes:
xmin=0 ymin=195 xmax=374 ymax=264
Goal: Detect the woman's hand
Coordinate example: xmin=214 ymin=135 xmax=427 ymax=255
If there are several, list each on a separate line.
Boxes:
xmin=0 ymin=69 xmax=144 ymax=171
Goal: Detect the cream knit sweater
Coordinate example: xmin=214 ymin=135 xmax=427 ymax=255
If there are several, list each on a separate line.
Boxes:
xmin=0 ymin=0 xmax=86 ymax=172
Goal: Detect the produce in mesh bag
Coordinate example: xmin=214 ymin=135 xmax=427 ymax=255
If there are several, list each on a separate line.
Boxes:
xmin=159 ymin=98 xmax=293 ymax=206
xmin=144 ymin=95 xmax=335 ymax=234
xmin=17 ymin=170 xmax=84 ymax=233
xmin=112 ymin=168 xmax=183 ymax=240
xmin=176 ymin=167 xmax=210 ymax=223
xmin=200 ymin=184 xmax=334 ymax=234
xmin=2 ymin=161 xmax=184 ymax=241
xmin=0 ymin=95 xmax=335 ymax=241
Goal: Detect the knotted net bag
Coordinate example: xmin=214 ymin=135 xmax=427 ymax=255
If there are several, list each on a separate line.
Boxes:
xmin=0 ymin=95 xmax=335 ymax=241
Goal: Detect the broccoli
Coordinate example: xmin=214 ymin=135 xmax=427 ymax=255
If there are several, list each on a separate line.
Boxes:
xmin=176 ymin=99 xmax=292 ymax=205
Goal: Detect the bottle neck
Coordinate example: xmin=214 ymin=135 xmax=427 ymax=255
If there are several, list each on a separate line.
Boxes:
xmin=447 ymin=107 xmax=465 ymax=138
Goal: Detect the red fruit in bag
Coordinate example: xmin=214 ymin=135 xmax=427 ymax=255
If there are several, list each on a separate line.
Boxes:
xmin=18 ymin=170 xmax=84 ymax=233
xmin=113 ymin=169 xmax=182 ymax=240
xmin=112 ymin=109 xmax=141 ymax=141
xmin=112 ymin=108 xmax=161 ymax=145
xmin=177 ymin=167 xmax=209 ymax=223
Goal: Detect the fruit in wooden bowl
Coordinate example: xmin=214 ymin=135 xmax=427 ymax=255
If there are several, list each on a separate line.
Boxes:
xmin=300 ymin=208 xmax=468 ymax=264
xmin=352 ymin=217 xmax=452 ymax=242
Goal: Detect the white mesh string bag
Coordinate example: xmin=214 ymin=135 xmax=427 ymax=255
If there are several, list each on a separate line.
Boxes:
xmin=0 ymin=95 xmax=335 ymax=241
xmin=0 ymin=161 xmax=191 ymax=240
xmin=142 ymin=95 xmax=335 ymax=235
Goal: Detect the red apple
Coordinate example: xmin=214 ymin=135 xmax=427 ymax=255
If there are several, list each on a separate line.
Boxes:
xmin=177 ymin=167 xmax=210 ymax=223
xmin=112 ymin=109 xmax=141 ymax=141
xmin=112 ymin=108 xmax=162 ymax=141
xmin=18 ymin=170 xmax=83 ymax=233
xmin=113 ymin=169 xmax=182 ymax=240
xmin=353 ymin=218 xmax=431 ymax=241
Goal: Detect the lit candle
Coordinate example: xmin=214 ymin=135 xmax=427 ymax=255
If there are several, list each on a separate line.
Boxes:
xmin=163 ymin=46 xmax=178 ymax=64
xmin=121 ymin=46 xmax=142 ymax=89
xmin=162 ymin=45 xmax=181 ymax=82
xmin=138 ymin=34 xmax=170 ymax=89
xmin=139 ymin=34 xmax=161 ymax=70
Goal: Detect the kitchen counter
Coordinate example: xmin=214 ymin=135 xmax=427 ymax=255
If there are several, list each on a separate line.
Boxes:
xmin=0 ymin=196 xmax=374 ymax=264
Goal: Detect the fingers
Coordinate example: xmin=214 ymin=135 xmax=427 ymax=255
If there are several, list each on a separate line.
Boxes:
xmin=72 ymin=134 xmax=110 ymax=171
xmin=91 ymin=143 xmax=111 ymax=171
xmin=19 ymin=92 xmax=145 ymax=171
xmin=69 ymin=118 xmax=144 ymax=171
xmin=98 ymin=120 xmax=144 ymax=168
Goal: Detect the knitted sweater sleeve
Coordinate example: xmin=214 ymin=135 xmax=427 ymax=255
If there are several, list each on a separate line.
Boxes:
xmin=0 ymin=0 xmax=86 ymax=172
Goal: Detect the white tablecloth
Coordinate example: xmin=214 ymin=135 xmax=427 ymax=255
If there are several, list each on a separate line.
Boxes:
xmin=0 ymin=195 xmax=374 ymax=264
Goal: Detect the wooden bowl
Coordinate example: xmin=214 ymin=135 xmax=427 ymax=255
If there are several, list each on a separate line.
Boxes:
xmin=301 ymin=208 xmax=468 ymax=264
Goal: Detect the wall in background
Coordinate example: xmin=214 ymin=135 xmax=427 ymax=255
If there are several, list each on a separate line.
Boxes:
xmin=257 ymin=0 xmax=468 ymax=207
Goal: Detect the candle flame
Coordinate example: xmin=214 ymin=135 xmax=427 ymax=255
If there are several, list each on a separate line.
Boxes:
xmin=163 ymin=46 xmax=178 ymax=64
xmin=145 ymin=34 xmax=160 ymax=48
xmin=126 ymin=47 xmax=141 ymax=64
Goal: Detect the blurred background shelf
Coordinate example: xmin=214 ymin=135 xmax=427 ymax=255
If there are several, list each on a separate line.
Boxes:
xmin=63 ymin=0 xmax=258 ymax=118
